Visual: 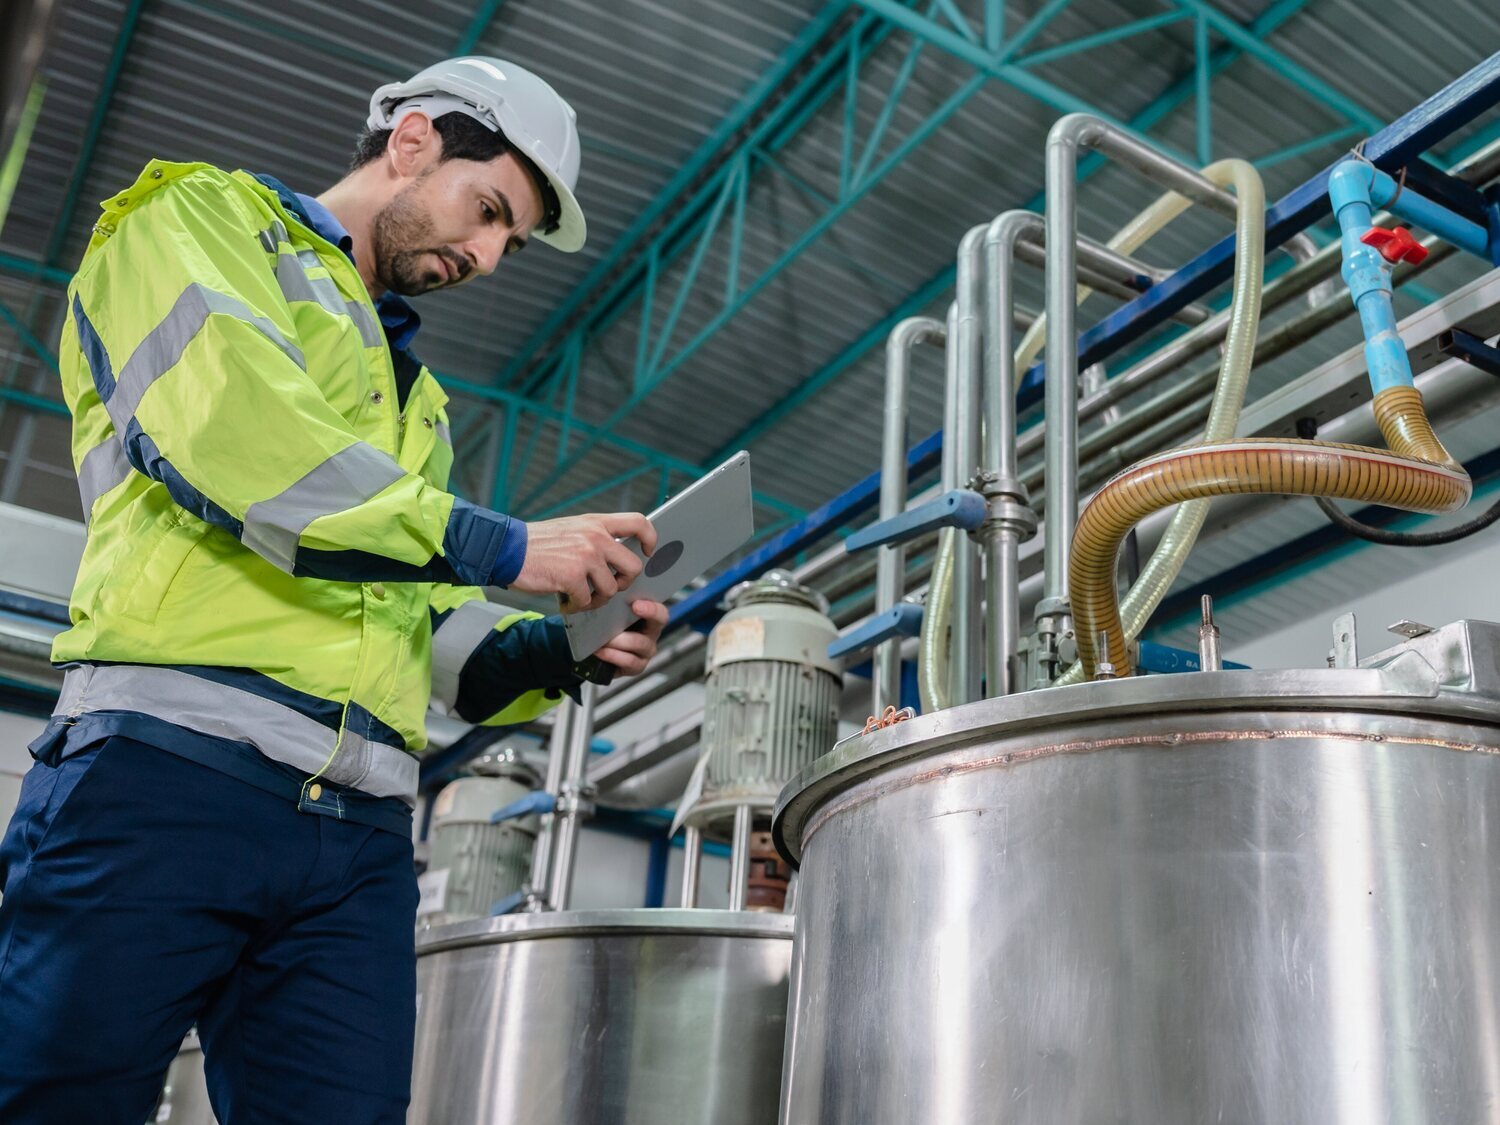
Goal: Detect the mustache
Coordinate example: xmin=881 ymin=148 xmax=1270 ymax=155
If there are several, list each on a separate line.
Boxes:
xmin=434 ymin=248 xmax=473 ymax=284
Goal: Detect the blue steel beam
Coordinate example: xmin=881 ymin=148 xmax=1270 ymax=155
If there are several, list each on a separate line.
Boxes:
xmin=453 ymin=0 xmax=506 ymax=54
xmin=435 ymin=372 xmax=803 ymax=518
xmin=494 ymin=0 xmax=857 ymax=391
xmin=1 ymin=0 xmax=149 ymax=402
xmin=525 ymin=0 xmax=1244 ymax=510
xmin=711 ymin=0 xmax=1321 ymax=460
xmin=1014 ymin=48 xmax=1500 ymax=400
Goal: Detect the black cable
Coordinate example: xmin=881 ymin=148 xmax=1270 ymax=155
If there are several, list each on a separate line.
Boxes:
xmin=1314 ymin=493 xmax=1500 ymax=547
xmin=1296 ymin=416 xmax=1500 ymax=547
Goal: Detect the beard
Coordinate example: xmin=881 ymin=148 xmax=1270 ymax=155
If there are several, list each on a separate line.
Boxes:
xmin=370 ymin=180 xmax=469 ymax=297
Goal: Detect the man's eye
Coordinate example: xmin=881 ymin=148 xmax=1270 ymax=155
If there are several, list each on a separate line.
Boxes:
xmin=481 ymin=202 xmax=495 ymax=221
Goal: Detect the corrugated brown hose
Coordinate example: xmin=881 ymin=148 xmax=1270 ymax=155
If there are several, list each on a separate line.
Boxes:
xmin=1071 ymin=385 xmax=1470 ymax=678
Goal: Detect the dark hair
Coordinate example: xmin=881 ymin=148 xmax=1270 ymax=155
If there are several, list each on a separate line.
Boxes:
xmin=351 ymin=110 xmax=560 ymax=231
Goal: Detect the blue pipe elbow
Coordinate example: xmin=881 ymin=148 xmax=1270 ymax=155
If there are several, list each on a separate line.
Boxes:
xmin=1328 ymin=160 xmax=1412 ymax=395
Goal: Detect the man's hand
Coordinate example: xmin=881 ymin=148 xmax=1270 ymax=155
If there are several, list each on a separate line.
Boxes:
xmin=511 ymin=513 xmax=657 ymax=611
xmin=593 ymin=600 xmax=668 ymax=677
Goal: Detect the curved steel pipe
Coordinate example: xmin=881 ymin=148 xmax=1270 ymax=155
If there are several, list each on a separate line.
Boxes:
xmin=874 ymin=315 xmax=946 ymax=713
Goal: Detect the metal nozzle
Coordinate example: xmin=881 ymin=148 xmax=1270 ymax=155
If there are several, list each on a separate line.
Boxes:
xmin=1198 ymin=595 xmax=1222 ymax=672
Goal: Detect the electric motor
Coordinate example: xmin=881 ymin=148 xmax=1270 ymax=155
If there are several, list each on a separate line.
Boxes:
xmin=692 ymin=570 xmax=841 ymax=833
xmin=422 ymin=748 xmax=541 ymax=923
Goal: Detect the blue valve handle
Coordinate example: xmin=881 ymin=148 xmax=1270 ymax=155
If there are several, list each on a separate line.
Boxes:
xmin=828 ymin=602 xmax=924 ymax=661
xmin=845 ymin=489 xmax=988 ymax=554
xmin=489 ymin=890 xmax=529 ymax=916
xmin=490 ymin=790 xmax=556 ymax=824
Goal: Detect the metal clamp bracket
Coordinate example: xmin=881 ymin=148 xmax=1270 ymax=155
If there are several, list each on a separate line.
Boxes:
xmin=828 ymin=602 xmax=924 ymax=661
xmin=1437 ymin=328 xmax=1500 ymax=377
xmin=844 ymin=489 xmax=987 ymax=553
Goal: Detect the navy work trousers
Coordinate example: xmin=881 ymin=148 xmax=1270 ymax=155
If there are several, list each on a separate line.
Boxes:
xmin=0 ymin=735 xmax=419 ymax=1123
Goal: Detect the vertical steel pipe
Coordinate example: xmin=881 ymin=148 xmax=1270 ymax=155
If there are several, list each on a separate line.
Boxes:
xmin=875 ymin=316 xmax=946 ymax=713
xmin=728 ymin=805 xmax=753 ymax=912
xmin=547 ymin=684 xmax=596 ymax=912
xmin=529 ymin=704 xmax=573 ymax=894
xmin=680 ymin=824 xmax=702 ymax=908
xmin=953 ymin=226 xmax=988 ymax=705
xmin=981 ymin=211 xmax=1043 ymax=697
xmin=1041 ymin=112 xmax=1240 ymax=616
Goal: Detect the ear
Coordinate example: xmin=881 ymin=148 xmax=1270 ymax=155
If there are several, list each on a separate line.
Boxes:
xmin=386 ymin=112 xmax=442 ymax=179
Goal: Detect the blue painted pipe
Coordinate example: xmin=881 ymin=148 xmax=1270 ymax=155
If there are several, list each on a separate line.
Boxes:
xmin=1328 ymin=160 xmax=1414 ymax=395
xmin=1362 ymin=165 xmax=1492 ymax=259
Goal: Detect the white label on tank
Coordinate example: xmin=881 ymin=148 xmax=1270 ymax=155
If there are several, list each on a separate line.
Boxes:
xmin=417 ymin=867 xmax=450 ymax=917
xmin=714 ymin=616 xmax=765 ymax=664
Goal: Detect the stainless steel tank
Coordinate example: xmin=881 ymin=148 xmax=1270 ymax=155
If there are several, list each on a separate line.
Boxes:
xmin=773 ymin=619 xmax=1500 ymax=1124
xmin=410 ymin=909 xmax=793 ymax=1124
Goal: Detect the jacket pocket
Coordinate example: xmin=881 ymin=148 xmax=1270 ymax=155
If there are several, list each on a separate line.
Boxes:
xmin=114 ymin=507 xmax=208 ymax=625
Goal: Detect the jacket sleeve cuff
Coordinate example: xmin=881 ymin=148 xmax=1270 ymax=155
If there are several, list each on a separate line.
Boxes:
xmin=442 ymin=497 xmax=529 ymax=587
xmin=451 ymin=613 xmax=584 ymax=725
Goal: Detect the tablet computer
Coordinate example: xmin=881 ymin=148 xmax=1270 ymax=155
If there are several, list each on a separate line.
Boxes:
xmin=562 ymin=450 xmax=755 ymax=661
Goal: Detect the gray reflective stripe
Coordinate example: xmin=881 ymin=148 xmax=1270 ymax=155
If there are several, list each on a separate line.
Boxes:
xmin=108 ymin=284 xmax=306 ymax=432
xmin=76 ymin=436 xmax=133 ymax=522
xmin=272 ymin=247 xmax=382 ymax=349
xmin=430 ymin=600 xmax=514 ymax=714
xmin=241 ymin=441 xmax=407 ymax=572
xmin=435 ymin=420 xmax=451 ymax=446
xmin=53 ymin=664 xmax=418 ymax=800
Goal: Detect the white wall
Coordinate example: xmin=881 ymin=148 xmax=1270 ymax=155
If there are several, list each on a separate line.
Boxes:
xmin=1229 ymin=532 xmax=1500 ymax=669
xmin=0 ymin=711 xmax=44 ymax=828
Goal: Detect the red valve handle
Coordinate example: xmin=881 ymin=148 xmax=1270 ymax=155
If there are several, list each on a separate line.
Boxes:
xmin=1361 ymin=225 xmax=1429 ymax=265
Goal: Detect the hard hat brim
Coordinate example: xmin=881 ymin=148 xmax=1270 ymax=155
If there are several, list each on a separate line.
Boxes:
xmin=524 ymin=152 xmax=586 ymax=253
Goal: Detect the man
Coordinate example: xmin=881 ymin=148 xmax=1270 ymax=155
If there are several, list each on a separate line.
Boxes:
xmin=0 ymin=57 xmax=663 ymax=1123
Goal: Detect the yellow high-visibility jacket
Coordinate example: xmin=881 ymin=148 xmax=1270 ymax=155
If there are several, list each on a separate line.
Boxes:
xmin=40 ymin=159 xmax=567 ymax=802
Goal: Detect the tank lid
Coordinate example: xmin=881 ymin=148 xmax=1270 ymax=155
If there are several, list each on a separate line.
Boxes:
xmin=726 ymin=569 xmax=830 ymax=616
xmin=415 ymin=907 xmax=794 ymax=955
xmin=772 ymin=618 xmax=1500 ymax=866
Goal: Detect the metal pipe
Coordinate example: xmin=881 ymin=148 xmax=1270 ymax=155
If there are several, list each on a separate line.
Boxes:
xmin=981 ymin=210 xmax=1045 ymax=697
xmin=680 ymin=825 xmax=702 ymax=908
xmin=528 ymin=702 xmax=573 ymax=896
xmin=1013 ymin=238 xmax=1212 ymax=325
xmin=1016 ymin=216 xmax=1456 ymax=466
xmin=937 ymin=300 xmax=969 ymax=704
xmin=1019 ymin=233 xmax=1456 ymax=500
xmin=875 ymin=315 xmax=946 ymax=713
xmin=546 ymin=684 xmax=597 ymax=912
xmin=728 ymin=804 xmax=753 ymax=912
xmin=1042 ymin=124 xmax=1082 ymax=616
xmin=953 ymin=228 xmax=987 ymax=705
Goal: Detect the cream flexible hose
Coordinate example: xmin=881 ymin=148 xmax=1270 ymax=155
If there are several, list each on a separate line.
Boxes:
xmin=1051 ymin=158 xmax=1267 ymax=686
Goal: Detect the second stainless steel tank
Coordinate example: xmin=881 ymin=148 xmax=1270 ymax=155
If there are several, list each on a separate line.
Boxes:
xmin=773 ymin=619 xmax=1500 ymax=1124
xmin=411 ymin=909 xmax=792 ymax=1124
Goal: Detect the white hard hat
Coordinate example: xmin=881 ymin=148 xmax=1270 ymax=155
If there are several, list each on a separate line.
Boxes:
xmin=368 ymin=57 xmax=586 ymax=252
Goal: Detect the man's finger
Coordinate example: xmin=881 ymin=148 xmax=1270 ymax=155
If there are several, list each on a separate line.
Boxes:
xmin=604 ymin=513 xmax=656 ymax=556
xmin=630 ymin=600 xmax=668 ymax=637
xmin=596 ymin=645 xmax=649 ymax=675
xmin=603 ymin=540 xmax=644 ymax=586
